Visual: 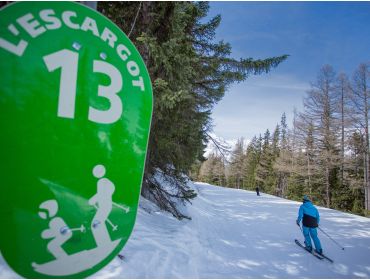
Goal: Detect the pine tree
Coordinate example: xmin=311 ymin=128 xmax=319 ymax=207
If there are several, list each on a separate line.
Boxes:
xmin=349 ymin=63 xmax=370 ymax=212
xmin=329 ymin=73 xmax=355 ymax=211
xmin=302 ymin=65 xmax=340 ymax=207
xmin=280 ymin=113 xmax=288 ymax=149
xmin=243 ymin=136 xmax=261 ymax=190
xmin=228 ymin=138 xmax=245 ymax=188
xmin=275 ymin=113 xmax=289 ymax=197
xmin=347 ymin=131 xmax=366 ymax=213
xmin=256 ymin=129 xmax=276 ymax=192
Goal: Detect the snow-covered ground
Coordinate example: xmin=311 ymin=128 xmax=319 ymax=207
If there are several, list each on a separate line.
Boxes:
xmin=1 ymin=182 xmax=370 ymax=278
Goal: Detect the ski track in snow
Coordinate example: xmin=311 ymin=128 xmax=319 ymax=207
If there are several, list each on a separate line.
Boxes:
xmin=1 ymin=182 xmax=370 ymax=278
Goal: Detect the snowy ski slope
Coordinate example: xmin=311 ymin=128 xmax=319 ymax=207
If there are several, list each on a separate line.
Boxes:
xmin=1 ymin=182 xmax=370 ymax=278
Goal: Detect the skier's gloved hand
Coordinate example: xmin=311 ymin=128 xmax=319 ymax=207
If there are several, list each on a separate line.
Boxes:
xmin=296 ymin=220 xmax=300 ymax=226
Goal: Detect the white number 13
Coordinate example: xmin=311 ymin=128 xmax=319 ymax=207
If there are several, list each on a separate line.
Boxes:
xmin=43 ymin=49 xmax=123 ymax=124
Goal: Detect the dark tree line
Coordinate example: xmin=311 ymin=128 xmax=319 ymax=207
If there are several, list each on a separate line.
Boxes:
xmin=198 ymin=64 xmax=370 ymax=217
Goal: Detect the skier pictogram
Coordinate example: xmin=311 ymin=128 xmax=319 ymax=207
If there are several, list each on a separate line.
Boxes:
xmin=38 ymin=200 xmax=76 ymax=260
xmin=31 ymin=164 xmax=130 ymax=276
xmin=89 ymin=164 xmax=117 ymax=242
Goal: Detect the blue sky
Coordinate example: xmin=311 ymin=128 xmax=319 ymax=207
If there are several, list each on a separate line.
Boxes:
xmin=208 ymin=2 xmax=370 ymax=141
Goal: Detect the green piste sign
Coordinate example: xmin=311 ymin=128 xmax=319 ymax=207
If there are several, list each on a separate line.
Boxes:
xmin=0 ymin=2 xmax=152 ymax=278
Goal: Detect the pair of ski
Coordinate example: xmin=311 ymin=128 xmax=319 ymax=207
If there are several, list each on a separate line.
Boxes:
xmin=295 ymin=239 xmax=333 ymax=263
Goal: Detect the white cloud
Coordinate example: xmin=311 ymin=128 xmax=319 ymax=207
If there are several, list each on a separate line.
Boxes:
xmin=211 ymin=73 xmax=309 ymax=140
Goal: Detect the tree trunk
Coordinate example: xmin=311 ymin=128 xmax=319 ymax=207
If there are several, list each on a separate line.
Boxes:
xmin=307 ymin=151 xmax=311 ymax=193
xmin=364 ymin=148 xmax=369 ymax=211
xmin=365 ymin=83 xmax=370 ymax=211
xmin=325 ymin=164 xmax=330 ymax=208
xmin=366 ymin=126 xmax=370 ymax=211
xmin=341 ymin=83 xmax=345 ymax=186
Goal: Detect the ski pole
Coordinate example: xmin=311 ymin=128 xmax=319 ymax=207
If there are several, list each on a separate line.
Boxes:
xmin=70 ymin=225 xmax=86 ymax=233
xmin=113 ymin=202 xmax=130 ymax=213
xmin=60 ymin=225 xmax=86 ymax=234
xmin=318 ymin=226 xmax=345 ymax=250
xmin=297 ymin=222 xmax=303 ymax=234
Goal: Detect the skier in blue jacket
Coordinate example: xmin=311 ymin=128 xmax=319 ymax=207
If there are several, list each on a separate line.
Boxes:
xmin=296 ymin=195 xmax=323 ymax=254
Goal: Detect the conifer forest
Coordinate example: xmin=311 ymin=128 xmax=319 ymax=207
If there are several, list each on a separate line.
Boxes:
xmin=197 ymin=64 xmax=370 ymax=217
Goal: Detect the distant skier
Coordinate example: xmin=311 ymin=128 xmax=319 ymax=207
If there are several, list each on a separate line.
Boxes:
xmin=296 ymin=195 xmax=323 ymax=254
xmin=256 ymin=186 xmax=260 ymax=196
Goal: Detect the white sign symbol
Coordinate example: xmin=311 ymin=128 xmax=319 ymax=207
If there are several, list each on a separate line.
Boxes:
xmin=43 ymin=49 xmax=124 ymax=124
xmin=38 ymin=200 xmax=74 ymax=260
xmin=31 ymin=164 xmax=130 ymax=276
xmin=89 ymin=164 xmax=117 ymax=244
